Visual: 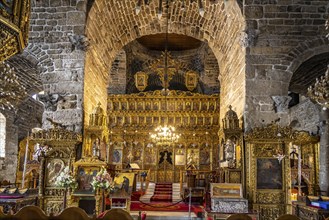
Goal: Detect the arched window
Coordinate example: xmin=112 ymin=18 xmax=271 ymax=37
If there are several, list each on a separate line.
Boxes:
xmin=0 ymin=113 xmax=6 ymax=157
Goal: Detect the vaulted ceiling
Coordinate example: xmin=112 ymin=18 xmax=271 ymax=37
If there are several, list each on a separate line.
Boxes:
xmin=289 ymin=52 xmax=329 ymax=95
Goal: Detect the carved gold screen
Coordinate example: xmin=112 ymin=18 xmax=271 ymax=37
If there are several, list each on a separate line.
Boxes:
xmin=245 ymin=124 xmax=319 ymax=220
xmin=107 ymin=90 xmax=220 ymax=182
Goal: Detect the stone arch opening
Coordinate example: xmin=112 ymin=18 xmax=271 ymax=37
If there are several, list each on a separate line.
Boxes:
xmin=84 ymin=0 xmax=246 ymax=123
xmin=108 ymin=34 xmax=220 ymax=95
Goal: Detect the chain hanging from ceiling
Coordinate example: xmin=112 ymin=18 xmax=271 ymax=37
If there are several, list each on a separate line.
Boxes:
xmin=134 ymin=0 xmax=199 ymax=93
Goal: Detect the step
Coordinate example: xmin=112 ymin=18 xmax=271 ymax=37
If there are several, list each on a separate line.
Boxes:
xmin=130 ymin=211 xmax=198 ymax=220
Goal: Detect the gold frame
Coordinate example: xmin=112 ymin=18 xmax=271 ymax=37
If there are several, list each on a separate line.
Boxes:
xmin=210 ymin=183 xmax=243 ymax=199
xmin=134 ymin=71 xmax=148 ymax=92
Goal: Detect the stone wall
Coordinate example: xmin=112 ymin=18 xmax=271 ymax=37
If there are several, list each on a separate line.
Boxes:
xmin=120 ymin=40 xmax=219 ymax=94
xmin=0 ymin=98 xmax=43 ymax=183
xmin=85 ymin=0 xmax=245 ymax=124
xmin=26 ymin=0 xmax=87 ymax=132
xmin=244 ymin=0 xmax=329 ymax=131
xmin=108 ymin=50 xmax=127 ymax=94
xmin=288 ymin=96 xmax=321 ymax=135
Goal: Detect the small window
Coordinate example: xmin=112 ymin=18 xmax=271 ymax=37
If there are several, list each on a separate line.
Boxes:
xmin=0 ymin=113 xmax=6 ymax=157
xmin=288 ymin=92 xmax=300 ymax=108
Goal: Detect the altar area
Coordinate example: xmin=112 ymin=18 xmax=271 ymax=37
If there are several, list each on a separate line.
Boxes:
xmin=1 ymin=95 xmax=320 ymax=220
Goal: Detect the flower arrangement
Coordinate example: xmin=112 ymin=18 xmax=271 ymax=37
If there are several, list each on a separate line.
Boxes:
xmin=54 ymin=167 xmax=77 ymax=189
xmin=91 ymin=166 xmax=114 ymax=191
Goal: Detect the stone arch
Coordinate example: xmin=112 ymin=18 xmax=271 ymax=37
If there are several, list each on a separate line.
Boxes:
xmin=84 ymin=0 xmax=246 ymax=122
xmin=21 ymin=44 xmax=54 ymax=75
xmin=0 ymin=113 xmax=6 ymax=158
xmin=285 ymin=36 xmax=329 ymax=84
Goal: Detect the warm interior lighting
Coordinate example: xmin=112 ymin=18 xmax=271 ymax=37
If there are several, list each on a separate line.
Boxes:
xmin=150 ymin=125 xmax=181 ymax=144
xmin=0 ymin=61 xmax=27 ymax=110
xmin=150 ymin=0 xmax=180 ymax=145
xmin=307 ymin=66 xmax=329 ymax=110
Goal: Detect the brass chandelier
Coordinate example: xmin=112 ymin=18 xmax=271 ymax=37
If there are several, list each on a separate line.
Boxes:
xmin=0 ymin=61 xmax=27 ymax=110
xmin=307 ymin=65 xmax=329 ymax=110
xmin=149 ymin=0 xmax=181 ymax=145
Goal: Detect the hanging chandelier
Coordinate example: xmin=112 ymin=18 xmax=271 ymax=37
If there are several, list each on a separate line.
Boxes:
xmin=307 ymin=65 xmax=329 ymax=110
xmin=149 ymin=0 xmax=181 ymax=145
xmin=150 ymin=125 xmax=181 ymax=144
xmin=0 ymin=61 xmax=27 ymax=110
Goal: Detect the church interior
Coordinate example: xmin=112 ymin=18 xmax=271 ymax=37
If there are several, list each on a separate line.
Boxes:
xmin=1 ymin=0 xmax=329 ymax=219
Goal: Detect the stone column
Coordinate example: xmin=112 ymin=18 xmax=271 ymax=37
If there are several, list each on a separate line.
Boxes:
xmin=319 ymin=109 xmax=329 ymax=195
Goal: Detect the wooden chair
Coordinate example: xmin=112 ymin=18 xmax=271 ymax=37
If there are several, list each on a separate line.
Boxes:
xmin=100 ymin=208 xmax=133 ymax=220
xmin=226 ymin=213 xmax=253 ymax=220
xmin=13 ymin=206 xmax=47 ymax=220
xmin=55 ymin=207 xmax=90 ymax=220
xmin=277 ymin=214 xmax=301 ymax=220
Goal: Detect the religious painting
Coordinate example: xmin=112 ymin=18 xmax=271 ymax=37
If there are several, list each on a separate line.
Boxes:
xmin=210 ymin=183 xmax=243 ymax=199
xmin=175 ymin=155 xmax=185 ymax=166
xmin=200 ymin=144 xmax=210 ymax=165
xmin=113 ymin=172 xmax=135 ymax=193
xmin=185 ymin=70 xmax=198 ymax=91
xmin=121 ymin=102 xmax=127 ymax=110
xmin=112 ymin=149 xmax=123 ymax=164
xmin=132 ymin=144 xmax=143 ymax=164
xmin=45 ymin=158 xmax=66 ymax=187
xmin=144 ymin=146 xmax=156 ymax=165
xmin=75 ymin=167 xmax=98 ymax=193
xmin=134 ymin=71 xmax=148 ymax=92
xmin=187 ymin=148 xmax=199 ymax=169
xmin=257 ymin=158 xmax=282 ymax=189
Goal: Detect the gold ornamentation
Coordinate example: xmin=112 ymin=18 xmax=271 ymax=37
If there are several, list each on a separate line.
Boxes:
xmin=253 ymin=144 xmax=281 ymax=158
xmin=135 ymin=71 xmax=148 ymax=92
xmin=256 ymin=192 xmax=284 ymax=204
xmin=185 ymin=70 xmax=198 ymax=91
xmin=30 ymin=127 xmax=82 ymax=143
xmin=89 ymin=102 xmax=106 ymax=127
xmin=150 ymin=51 xmax=180 ymax=89
xmin=0 ymin=0 xmax=31 ymax=62
xmin=45 ymin=200 xmax=63 ymax=215
xmin=245 ymin=123 xmax=296 ymax=141
xmin=307 ymin=66 xmax=329 ymax=110
xmin=0 ymin=60 xmax=27 ymax=109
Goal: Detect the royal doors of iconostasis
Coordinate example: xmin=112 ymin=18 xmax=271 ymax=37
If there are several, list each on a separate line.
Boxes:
xmin=157 ymin=146 xmax=174 ymax=182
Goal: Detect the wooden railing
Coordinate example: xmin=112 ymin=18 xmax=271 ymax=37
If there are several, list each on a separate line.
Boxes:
xmin=179 ymin=170 xmax=216 ymax=192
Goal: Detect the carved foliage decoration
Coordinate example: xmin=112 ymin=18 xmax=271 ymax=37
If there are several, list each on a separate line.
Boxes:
xmin=253 ymin=144 xmax=280 ymax=157
xmin=30 ymin=127 xmax=82 ymax=143
xmin=0 ymin=0 xmax=31 ymax=61
xmin=256 ymin=192 xmax=284 ymax=204
xmin=245 ymin=123 xmax=296 ymax=141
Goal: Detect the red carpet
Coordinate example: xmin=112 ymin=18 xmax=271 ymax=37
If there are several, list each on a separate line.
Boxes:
xmin=151 ymin=183 xmax=172 ymax=202
xmin=131 ymin=201 xmax=190 ymax=212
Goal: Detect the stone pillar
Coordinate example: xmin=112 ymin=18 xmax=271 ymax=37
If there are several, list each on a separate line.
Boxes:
xmin=319 ymin=109 xmax=329 ymax=195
